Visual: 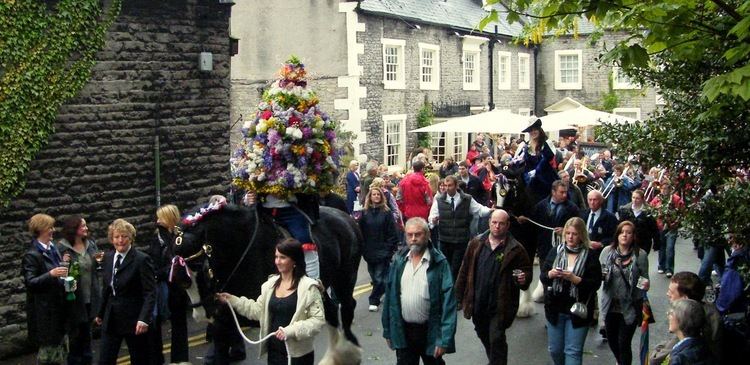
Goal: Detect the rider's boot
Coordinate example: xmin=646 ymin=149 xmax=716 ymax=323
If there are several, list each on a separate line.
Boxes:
xmin=302 ymin=242 xmax=320 ymax=280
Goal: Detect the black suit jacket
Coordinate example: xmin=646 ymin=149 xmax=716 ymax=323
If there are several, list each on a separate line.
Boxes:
xmin=98 ymin=247 xmax=156 ymax=336
xmin=617 ymin=203 xmax=659 ymax=253
xmin=531 ymin=197 xmax=580 ymax=259
xmin=580 ymin=208 xmax=618 ymax=255
xmin=459 ymin=174 xmax=486 ymax=205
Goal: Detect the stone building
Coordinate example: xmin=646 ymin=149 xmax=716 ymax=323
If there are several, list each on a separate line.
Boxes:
xmin=230 ymin=0 xmax=535 ymax=170
xmin=231 ymin=0 xmax=660 ymax=166
xmin=0 ymin=0 xmax=232 ymax=357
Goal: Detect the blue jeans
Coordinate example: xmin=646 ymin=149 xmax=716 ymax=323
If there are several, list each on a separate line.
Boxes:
xmin=547 ymin=313 xmax=589 ymax=365
xmin=272 ymin=206 xmax=312 ymax=243
xmin=698 ymin=245 xmax=727 ymax=286
xmin=658 ymin=229 xmax=677 ymax=273
xmin=366 ymin=259 xmax=390 ymax=306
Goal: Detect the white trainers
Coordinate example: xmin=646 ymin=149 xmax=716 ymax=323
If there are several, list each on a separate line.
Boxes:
xmin=368 ymin=305 xmax=378 ymax=312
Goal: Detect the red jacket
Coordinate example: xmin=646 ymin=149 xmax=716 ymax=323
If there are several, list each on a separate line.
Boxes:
xmin=397 ymin=172 xmax=433 ymax=220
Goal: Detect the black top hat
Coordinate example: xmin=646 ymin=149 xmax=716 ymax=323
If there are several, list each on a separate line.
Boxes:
xmin=522 ymin=118 xmax=542 ymax=133
xmin=559 ymin=128 xmax=577 ymax=138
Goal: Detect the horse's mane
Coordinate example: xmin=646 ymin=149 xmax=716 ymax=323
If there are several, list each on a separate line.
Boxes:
xmin=181 ymin=202 xmax=255 ymax=229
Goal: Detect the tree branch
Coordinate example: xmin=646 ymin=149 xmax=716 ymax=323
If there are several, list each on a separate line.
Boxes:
xmin=710 ymin=0 xmax=743 ymax=21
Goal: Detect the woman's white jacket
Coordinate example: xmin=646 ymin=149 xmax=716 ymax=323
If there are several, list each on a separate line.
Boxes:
xmin=227 ymin=275 xmax=325 ymax=358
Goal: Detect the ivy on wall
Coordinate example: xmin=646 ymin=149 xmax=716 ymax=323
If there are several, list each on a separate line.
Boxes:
xmin=415 ymin=102 xmax=433 ymax=149
xmin=0 ymin=0 xmax=122 ymax=207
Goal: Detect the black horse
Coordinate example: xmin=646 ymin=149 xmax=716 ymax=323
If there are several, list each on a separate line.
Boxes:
xmin=172 ymin=203 xmax=362 ymax=348
xmin=493 ymin=165 xmax=537 ymax=257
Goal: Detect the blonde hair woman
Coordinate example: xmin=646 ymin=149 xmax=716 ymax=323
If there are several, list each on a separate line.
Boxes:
xmin=23 ymin=213 xmax=68 ymax=365
xmin=540 ymin=217 xmax=602 ymax=365
xmin=151 ymin=204 xmax=191 ymax=364
xmin=359 ymin=188 xmax=398 ymax=311
xmin=96 ymin=218 xmax=156 ymax=365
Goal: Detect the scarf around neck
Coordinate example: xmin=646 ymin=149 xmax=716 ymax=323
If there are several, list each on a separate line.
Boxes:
xmin=606 ymin=246 xmax=636 ymax=287
xmin=552 ymin=243 xmax=589 ymax=299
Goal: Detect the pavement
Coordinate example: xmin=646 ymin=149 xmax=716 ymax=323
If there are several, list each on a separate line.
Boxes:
xmin=2 ymin=235 xmax=703 ymax=365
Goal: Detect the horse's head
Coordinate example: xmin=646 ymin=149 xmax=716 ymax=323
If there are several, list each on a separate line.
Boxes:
xmin=172 ymin=202 xmax=271 ymax=320
xmin=496 ymin=165 xmax=531 ymax=216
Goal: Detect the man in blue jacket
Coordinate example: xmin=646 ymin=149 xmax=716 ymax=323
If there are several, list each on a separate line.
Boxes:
xmin=382 ymin=217 xmax=457 ymax=365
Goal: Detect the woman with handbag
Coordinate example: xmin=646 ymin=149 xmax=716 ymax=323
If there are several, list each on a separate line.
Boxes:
xmin=599 ymin=221 xmax=649 ymax=365
xmin=540 ymin=217 xmax=602 ymax=365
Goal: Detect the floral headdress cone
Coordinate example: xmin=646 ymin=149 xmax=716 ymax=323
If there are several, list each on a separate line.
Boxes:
xmin=230 ymin=56 xmax=340 ymax=198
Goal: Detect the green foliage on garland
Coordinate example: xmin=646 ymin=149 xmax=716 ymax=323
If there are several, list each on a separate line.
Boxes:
xmin=416 ymin=102 xmax=433 ymax=149
xmin=0 ymin=0 xmax=122 ymax=207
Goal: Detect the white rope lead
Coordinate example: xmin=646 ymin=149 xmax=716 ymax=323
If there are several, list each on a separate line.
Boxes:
xmin=227 ymin=302 xmax=292 ymax=365
xmin=518 ymin=216 xmax=556 ymax=231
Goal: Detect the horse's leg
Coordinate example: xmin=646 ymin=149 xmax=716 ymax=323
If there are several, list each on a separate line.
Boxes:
xmin=185 ymin=270 xmax=208 ymax=323
xmin=517 ymin=286 xmax=536 ymax=318
xmin=334 ymin=275 xmax=359 ymax=346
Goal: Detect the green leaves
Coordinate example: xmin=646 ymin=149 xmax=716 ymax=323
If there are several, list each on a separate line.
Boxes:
xmin=0 ymin=0 xmax=122 ymax=207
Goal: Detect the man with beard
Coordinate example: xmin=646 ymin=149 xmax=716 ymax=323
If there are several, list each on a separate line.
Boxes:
xmin=382 ymin=218 xmax=456 ymax=365
xmin=455 ymin=210 xmax=532 ymax=365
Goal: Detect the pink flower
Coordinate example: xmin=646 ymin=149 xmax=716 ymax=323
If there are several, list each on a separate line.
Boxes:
xmin=261 ymin=110 xmax=273 ymax=120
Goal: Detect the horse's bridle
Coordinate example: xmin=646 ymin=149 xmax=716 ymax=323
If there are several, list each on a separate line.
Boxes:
xmin=172 ymin=209 xmax=260 ymax=293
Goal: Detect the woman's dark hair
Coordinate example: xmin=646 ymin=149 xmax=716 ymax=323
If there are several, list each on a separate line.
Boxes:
xmin=532 ymin=128 xmax=548 ymax=153
xmin=61 ymin=214 xmax=84 ymax=244
xmin=274 ymin=238 xmax=307 ymax=290
xmin=612 ymin=220 xmax=639 ymax=253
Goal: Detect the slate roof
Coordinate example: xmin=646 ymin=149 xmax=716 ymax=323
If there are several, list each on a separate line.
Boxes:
xmin=358 ymin=0 xmax=524 ymax=37
xmin=358 ymin=0 xmax=598 ymax=37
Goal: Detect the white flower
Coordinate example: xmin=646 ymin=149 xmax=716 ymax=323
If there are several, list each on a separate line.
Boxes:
xmin=286 ymin=127 xmax=303 ymax=139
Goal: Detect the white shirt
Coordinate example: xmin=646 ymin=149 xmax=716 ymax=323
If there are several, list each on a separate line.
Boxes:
xmin=631 ymin=203 xmax=643 ymax=217
xmin=428 ymin=192 xmax=493 ymax=227
xmin=400 ymin=249 xmax=431 ymax=324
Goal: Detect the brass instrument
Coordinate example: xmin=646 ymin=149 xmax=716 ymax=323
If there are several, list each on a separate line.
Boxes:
xmin=602 ymin=165 xmax=631 ymax=199
xmin=645 ymin=168 xmax=665 ymax=202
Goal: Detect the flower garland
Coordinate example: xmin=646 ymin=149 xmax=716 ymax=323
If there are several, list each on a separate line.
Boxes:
xmin=230 ymin=56 xmax=340 ymax=197
xmin=182 ymin=201 xmax=227 ymax=226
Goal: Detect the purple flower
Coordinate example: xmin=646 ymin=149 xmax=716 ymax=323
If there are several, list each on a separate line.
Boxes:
xmin=325 ymin=130 xmax=336 ymax=141
xmin=302 ymin=127 xmax=313 ymax=139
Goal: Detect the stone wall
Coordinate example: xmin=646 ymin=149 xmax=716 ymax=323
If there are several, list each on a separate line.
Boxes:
xmin=0 ymin=0 xmax=231 ymax=358
xmin=535 ymin=32 xmax=659 ymax=117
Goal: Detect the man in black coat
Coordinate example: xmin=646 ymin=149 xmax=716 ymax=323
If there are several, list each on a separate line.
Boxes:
xmin=458 ymin=161 xmax=487 ymax=206
xmin=521 ymin=180 xmax=580 ymax=264
xmin=616 ymin=189 xmax=659 ymax=253
xmin=96 ymin=219 xmax=156 ymax=365
xmin=580 ymin=190 xmax=618 ymax=257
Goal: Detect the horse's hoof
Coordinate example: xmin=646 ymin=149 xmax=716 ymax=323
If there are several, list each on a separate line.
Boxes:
xmin=532 ymin=283 xmax=545 ymax=303
xmin=516 ymin=304 xmax=535 ymax=318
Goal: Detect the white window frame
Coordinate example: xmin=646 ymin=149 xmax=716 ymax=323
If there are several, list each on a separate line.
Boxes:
xmin=418 ymin=43 xmax=440 ymax=90
xmin=612 ymin=66 xmax=639 ymax=90
xmin=452 ymin=132 xmax=468 ymax=162
xmin=382 ymin=114 xmax=407 ymax=168
xmin=461 ymin=36 xmax=486 ymax=91
xmin=381 ymin=38 xmax=406 ymax=89
xmin=554 ymin=49 xmax=583 ymax=90
xmin=497 ymin=51 xmax=511 ymax=90
xmin=430 ymin=131 xmax=446 ymax=163
xmin=518 ymin=108 xmax=531 ymax=117
xmin=463 ymin=51 xmax=480 ymax=90
xmin=518 ymin=53 xmax=530 ymax=90
xmin=612 ymin=107 xmax=641 ymax=120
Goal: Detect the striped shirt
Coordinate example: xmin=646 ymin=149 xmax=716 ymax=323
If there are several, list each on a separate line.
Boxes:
xmin=400 ymin=248 xmax=431 ymax=324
